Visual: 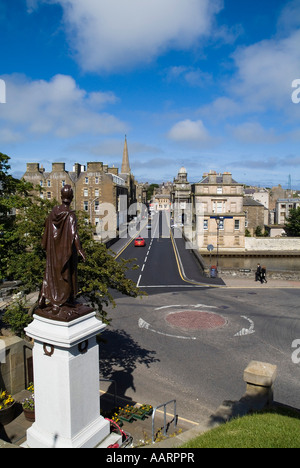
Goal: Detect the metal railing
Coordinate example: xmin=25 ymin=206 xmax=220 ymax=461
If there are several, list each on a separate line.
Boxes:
xmin=152 ymin=399 xmax=177 ymax=443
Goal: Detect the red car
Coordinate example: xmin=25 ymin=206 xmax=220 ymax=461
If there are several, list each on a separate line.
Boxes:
xmin=134 ymin=236 xmax=145 ymax=247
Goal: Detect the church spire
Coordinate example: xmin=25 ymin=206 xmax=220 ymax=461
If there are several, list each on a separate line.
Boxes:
xmin=121 ymin=135 xmax=130 ymax=174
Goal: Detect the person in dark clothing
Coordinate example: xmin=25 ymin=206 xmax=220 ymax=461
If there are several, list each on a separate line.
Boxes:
xmin=255 ymin=263 xmax=262 ymax=282
xmin=261 ymin=266 xmax=267 ymax=283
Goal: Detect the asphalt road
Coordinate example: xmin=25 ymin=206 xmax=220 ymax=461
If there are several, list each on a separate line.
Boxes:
xmin=102 ymin=212 xmax=300 ymax=425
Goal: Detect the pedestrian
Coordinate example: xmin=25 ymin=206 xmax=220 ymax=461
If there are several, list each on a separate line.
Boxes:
xmin=261 ymin=266 xmax=267 ymax=283
xmin=255 ymin=263 xmax=262 ymax=282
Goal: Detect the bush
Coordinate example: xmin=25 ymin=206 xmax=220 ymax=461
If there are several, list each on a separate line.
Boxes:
xmin=2 ymin=298 xmax=33 ymax=337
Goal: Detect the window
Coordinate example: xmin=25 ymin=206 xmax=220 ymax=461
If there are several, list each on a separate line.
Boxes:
xmin=62 ymin=180 xmax=65 ymax=187
xmin=203 ymin=219 xmax=208 ymax=230
xmin=212 ymin=200 xmax=225 ymax=213
xmin=85 ymin=177 xmax=89 ymax=184
xmin=95 ymin=200 xmax=99 ymax=212
xmin=84 ymin=188 xmax=88 ymax=197
xmin=40 ymin=180 xmax=43 ymax=187
xmin=95 ymin=177 xmax=99 ymax=184
xmin=218 ymin=218 xmax=224 ymax=230
xmin=47 ymin=192 xmax=51 ymax=199
xmin=95 ymin=189 xmax=99 ymax=197
xmin=84 ymin=201 xmax=88 ymax=212
xmin=217 ymin=186 xmax=222 ymax=194
xmin=217 ymin=202 xmax=223 ymax=213
xmin=47 ymin=180 xmax=51 ymax=187
xmin=234 ymin=219 xmax=240 ymax=230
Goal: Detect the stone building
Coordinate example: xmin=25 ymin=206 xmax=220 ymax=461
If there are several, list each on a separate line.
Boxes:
xmin=23 ymin=162 xmax=76 ymax=202
xmin=192 ymin=171 xmax=245 ymax=252
xmin=22 ymin=137 xmax=139 ymax=242
xmin=275 ymin=198 xmax=300 ymax=225
xmin=152 ymin=194 xmax=171 ymax=211
xmin=172 ymin=167 xmax=192 ymax=225
xmin=243 ymin=197 xmax=266 ymax=236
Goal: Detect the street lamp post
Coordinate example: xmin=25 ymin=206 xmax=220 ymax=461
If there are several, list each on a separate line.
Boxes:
xmin=216 ymin=216 xmax=223 ymax=272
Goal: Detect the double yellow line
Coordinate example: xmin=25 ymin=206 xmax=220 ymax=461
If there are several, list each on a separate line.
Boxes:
xmin=170 ymin=229 xmax=222 ymax=288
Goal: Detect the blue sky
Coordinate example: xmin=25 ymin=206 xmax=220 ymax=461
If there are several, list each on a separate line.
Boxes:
xmin=1 ymin=0 xmax=300 ymax=188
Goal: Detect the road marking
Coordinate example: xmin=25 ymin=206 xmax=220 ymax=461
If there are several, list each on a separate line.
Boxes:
xmin=170 ymin=229 xmax=222 ymax=288
xmin=138 ymin=318 xmax=197 ymax=340
xmin=234 ymin=316 xmax=255 ymax=336
xmin=155 ymin=304 xmax=218 ymax=311
xmin=138 ymin=284 xmax=207 ymax=288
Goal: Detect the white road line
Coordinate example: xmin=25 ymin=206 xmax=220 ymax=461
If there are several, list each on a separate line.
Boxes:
xmin=155 ymin=304 xmax=218 ymax=310
xmin=138 ymin=284 xmax=207 ymax=288
xmin=138 ymin=318 xmax=196 ymax=340
xmin=234 ymin=316 xmax=255 ymax=336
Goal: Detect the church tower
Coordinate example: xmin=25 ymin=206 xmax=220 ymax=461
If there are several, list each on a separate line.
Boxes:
xmin=121 ymin=135 xmax=130 ymax=174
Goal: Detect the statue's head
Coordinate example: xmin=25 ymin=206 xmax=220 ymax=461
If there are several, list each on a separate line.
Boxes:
xmin=61 ymin=185 xmax=74 ymax=204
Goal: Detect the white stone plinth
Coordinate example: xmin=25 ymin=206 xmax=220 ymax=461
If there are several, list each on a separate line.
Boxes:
xmin=24 ymin=311 xmax=110 ymax=448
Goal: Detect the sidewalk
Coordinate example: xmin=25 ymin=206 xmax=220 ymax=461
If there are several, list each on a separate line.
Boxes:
xmin=220 ymin=275 xmax=300 ymax=289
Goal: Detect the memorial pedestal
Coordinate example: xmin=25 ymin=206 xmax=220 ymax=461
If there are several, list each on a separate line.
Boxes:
xmin=23 ymin=311 xmax=110 ymax=448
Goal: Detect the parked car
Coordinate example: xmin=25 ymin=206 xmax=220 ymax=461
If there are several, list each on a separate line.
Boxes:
xmin=134 ymin=236 xmax=145 ymax=247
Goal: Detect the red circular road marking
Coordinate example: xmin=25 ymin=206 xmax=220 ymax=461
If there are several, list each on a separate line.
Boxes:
xmin=166 ymin=310 xmax=226 ymax=330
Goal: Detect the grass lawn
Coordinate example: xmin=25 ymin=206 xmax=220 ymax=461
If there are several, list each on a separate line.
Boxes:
xmin=181 ymin=406 xmax=300 ymax=448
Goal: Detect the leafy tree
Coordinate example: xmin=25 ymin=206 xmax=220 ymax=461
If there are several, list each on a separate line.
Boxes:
xmin=146 ymin=183 xmax=159 ymax=201
xmin=0 ymin=152 xmax=33 ymax=281
xmin=284 ymin=207 xmax=300 ymax=237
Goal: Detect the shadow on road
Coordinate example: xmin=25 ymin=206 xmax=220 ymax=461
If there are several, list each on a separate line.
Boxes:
xmin=100 ymin=328 xmax=159 ymax=405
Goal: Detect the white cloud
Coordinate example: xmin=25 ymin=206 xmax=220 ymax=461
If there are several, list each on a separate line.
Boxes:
xmin=229 ymin=26 xmax=300 ymax=115
xmin=168 ymin=119 xmax=210 ymax=143
xmin=198 ymin=2 xmax=300 ymax=122
xmin=229 ymin=122 xmax=282 ymax=144
xmin=199 ymin=96 xmax=242 ymax=121
xmin=165 ymin=66 xmax=212 ymax=87
xmin=46 ymin=0 xmax=222 ymax=72
xmin=0 ymin=74 xmax=126 ymax=143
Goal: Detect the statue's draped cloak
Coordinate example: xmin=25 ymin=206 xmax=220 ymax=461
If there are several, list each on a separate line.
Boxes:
xmin=40 ymin=205 xmax=79 ymax=307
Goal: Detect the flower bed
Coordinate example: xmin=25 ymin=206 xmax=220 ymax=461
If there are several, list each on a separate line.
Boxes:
xmin=0 ymin=390 xmax=15 ymax=425
xmin=115 ymin=403 xmax=153 ymax=422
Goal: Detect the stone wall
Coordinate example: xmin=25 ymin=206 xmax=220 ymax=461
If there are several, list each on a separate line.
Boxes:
xmin=219 ymin=268 xmax=300 ymax=281
xmin=0 ymin=336 xmax=33 ymax=394
xmin=245 ymin=237 xmax=300 ymax=251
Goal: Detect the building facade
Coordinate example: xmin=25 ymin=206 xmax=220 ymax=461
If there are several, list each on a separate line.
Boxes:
xmin=192 ymin=171 xmax=245 ymax=252
xmin=172 ymin=167 xmax=192 ymax=225
xmin=275 ymin=198 xmax=300 ymax=225
xmin=22 ymin=137 xmax=139 ymax=242
xmin=243 ymin=197 xmax=266 ymax=236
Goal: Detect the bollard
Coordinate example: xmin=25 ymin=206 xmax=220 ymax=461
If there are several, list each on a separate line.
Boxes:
xmin=243 ymin=361 xmax=277 ymax=407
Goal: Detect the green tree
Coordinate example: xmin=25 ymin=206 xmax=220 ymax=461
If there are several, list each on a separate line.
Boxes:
xmin=146 ymin=183 xmax=159 ymax=201
xmin=0 ymin=152 xmax=33 ymax=281
xmin=284 ymin=207 xmax=300 ymax=237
